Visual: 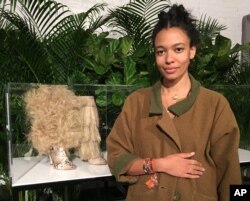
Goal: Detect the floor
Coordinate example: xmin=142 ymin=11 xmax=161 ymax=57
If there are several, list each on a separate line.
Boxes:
xmin=77 ymin=180 xmax=127 ymax=201
xmin=38 ymin=180 xmax=127 ymax=201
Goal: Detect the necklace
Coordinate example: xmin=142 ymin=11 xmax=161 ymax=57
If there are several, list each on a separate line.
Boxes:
xmin=161 ymin=80 xmax=191 ymax=105
xmin=172 ymin=94 xmax=178 ymax=101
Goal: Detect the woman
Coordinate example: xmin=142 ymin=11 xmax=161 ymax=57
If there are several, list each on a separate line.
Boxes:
xmin=106 ymin=4 xmax=241 ymax=201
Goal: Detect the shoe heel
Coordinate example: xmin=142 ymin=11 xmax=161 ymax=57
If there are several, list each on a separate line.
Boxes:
xmin=49 ymin=145 xmax=76 ymax=170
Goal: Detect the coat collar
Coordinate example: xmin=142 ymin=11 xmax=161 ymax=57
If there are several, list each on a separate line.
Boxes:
xmin=149 ymin=74 xmax=200 ymax=116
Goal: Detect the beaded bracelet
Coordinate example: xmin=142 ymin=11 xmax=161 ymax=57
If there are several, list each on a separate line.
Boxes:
xmin=143 ymin=158 xmax=153 ymax=174
xmin=143 ymin=158 xmax=158 ymax=189
xmin=145 ymin=173 xmax=158 ymax=189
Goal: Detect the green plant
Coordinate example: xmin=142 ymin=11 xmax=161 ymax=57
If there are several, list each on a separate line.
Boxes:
xmin=107 ymin=0 xmax=171 ymax=84
xmin=190 ymin=15 xmax=250 ymax=86
xmin=0 ymin=1 xmax=110 ymax=200
xmin=0 ymin=163 xmax=11 ymax=199
xmin=188 ymin=15 xmax=250 ymax=149
xmin=1 ymin=0 xmax=250 ymax=200
xmin=83 ymin=33 xmax=150 ymax=86
xmin=108 ymin=0 xmax=170 ymax=48
xmin=0 ymin=0 xmax=110 ymax=86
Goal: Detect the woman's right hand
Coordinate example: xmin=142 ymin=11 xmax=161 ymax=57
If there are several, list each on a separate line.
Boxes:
xmin=153 ymin=152 xmax=205 ymax=179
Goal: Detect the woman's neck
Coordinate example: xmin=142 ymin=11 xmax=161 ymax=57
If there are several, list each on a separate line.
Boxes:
xmin=161 ymin=74 xmax=191 ymax=101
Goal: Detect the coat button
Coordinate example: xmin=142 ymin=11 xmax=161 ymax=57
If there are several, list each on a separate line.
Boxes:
xmin=173 ymin=191 xmax=181 ymax=201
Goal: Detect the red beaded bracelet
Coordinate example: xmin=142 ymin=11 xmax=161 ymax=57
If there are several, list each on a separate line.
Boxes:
xmin=143 ymin=158 xmax=158 ymax=189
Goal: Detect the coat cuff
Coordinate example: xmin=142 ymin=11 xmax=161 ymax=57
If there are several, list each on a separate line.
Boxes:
xmin=113 ymin=153 xmax=139 ymax=184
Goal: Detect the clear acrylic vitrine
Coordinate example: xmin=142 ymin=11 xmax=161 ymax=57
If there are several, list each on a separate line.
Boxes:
xmin=4 ymin=83 xmax=250 ymax=187
xmin=5 ymin=83 xmax=137 ymax=187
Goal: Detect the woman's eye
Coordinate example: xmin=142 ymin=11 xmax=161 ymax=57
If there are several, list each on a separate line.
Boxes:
xmin=156 ymin=50 xmax=165 ymax=56
xmin=175 ymin=48 xmax=184 ymax=53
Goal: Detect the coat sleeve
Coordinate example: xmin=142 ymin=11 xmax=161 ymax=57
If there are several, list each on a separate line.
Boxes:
xmin=210 ymin=98 xmax=242 ymax=201
xmin=106 ymin=93 xmax=140 ymax=184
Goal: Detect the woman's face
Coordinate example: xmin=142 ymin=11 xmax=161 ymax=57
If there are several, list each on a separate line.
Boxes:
xmin=154 ymin=27 xmax=196 ymax=83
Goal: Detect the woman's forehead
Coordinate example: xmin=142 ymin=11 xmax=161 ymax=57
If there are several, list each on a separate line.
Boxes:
xmin=154 ymin=28 xmax=190 ymax=47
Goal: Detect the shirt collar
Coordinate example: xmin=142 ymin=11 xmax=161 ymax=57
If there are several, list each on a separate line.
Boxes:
xmin=149 ymin=75 xmax=201 ymax=116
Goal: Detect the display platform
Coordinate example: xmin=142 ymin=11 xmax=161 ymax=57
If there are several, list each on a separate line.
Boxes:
xmin=238 ymin=148 xmax=250 ymax=167
xmin=12 ymin=149 xmax=250 ymax=188
xmin=11 ymin=151 xmax=114 ymax=201
xmin=12 ymin=152 xmax=111 ymax=187
xmin=10 ymin=149 xmax=250 ymax=201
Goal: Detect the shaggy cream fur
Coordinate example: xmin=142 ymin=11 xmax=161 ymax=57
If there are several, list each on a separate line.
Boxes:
xmin=23 ymin=85 xmax=105 ymax=164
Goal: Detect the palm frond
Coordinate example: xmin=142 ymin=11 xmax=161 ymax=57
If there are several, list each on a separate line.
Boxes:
xmin=48 ymin=3 xmax=108 ymax=39
xmin=1 ymin=10 xmax=29 ymax=32
xmin=126 ymin=0 xmax=171 ymax=27
xmin=197 ymin=15 xmax=227 ymax=40
xmin=229 ymin=62 xmax=250 ymax=85
xmin=77 ymin=3 xmax=107 ymax=29
xmin=0 ymin=8 xmax=16 ymax=29
xmin=45 ymin=3 xmax=109 ymax=83
xmin=107 ymin=0 xmax=170 ymax=45
xmin=10 ymin=0 xmax=72 ymax=38
xmin=0 ymin=0 xmax=17 ymax=11
xmin=0 ymin=29 xmax=52 ymax=83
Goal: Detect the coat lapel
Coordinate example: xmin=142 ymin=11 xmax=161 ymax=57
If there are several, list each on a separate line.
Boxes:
xmin=157 ymin=110 xmax=182 ymax=151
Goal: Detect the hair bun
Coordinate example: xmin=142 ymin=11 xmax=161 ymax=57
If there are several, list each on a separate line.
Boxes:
xmin=158 ymin=11 xmax=168 ymax=21
xmin=152 ymin=4 xmax=200 ymax=47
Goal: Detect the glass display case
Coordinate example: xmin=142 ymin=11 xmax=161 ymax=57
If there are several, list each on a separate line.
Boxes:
xmin=5 ymin=83 xmax=137 ymax=187
xmin=4 ymin=83 xmax=250 ymax=188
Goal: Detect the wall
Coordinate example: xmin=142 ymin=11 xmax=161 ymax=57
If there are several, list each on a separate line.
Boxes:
xmin=176 ymin=0 xmax=250 ymax=45
xmin=57 ymin=0 xmax=129 ymax=12
xmin=58 ymin=0 xmax=250 ymax=45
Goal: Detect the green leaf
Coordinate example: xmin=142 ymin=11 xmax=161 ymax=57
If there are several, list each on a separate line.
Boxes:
xmin=135 ymin=76 xmax=151 ymax=87
xmin=106 ymin=72 xmax=123 ymax=84
xmin=96 ymin=94 xmax=108 ymax=107
xmin=84 ymin=58 xmax=97 ymax=69
xmin=215 ymin=35 xmax=231 ymax=56
xmin=95 ymin=87 xmax=110 ymax=107
xmin=97 ymin=49 xmax=116 ymax=67
xmin=119 ymin=36 xmax=133 ymax=55
xmin=93 ymin=64 xmax=108 ymax=75
xmin=132 ymin=42 xmax=149 ymax=58
xmin=124 ymin=57 xmax=136 ymax=84
xmin=112 ymin=91 xmax=126 ymax=106
xmin=200 ymin=53 xmax=214 ymax=66
xmin=107 ymin=38 xmax=120 ymax=53
xmin=230 ymin=43 xmax=250 ymax=54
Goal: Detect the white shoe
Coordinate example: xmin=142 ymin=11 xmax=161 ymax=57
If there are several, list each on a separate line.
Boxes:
xmin=88 ymin=157 xmax=107 ymax=165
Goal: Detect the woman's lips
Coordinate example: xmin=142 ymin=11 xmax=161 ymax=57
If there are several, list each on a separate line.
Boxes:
xmin=164 ymin=67 xmax=177 ymax=74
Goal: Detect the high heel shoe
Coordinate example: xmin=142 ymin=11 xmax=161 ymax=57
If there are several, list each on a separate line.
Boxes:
xmin=48 ymin=145 xmax=76 ymax=170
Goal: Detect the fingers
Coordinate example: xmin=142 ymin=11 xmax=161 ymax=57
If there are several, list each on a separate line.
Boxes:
xmin=184 ymin=174 xmax=201 ymax=179
xmin=182 ymin=164 xmax=205 ymax=179
xmin=178 ymin=152 xmax=195 ymax=159
xmin=164 ymin=152 xmax=206 ymax=179
xmin=188 ymin=166 xmax=205 ymax=175
xmin=189 ymin=159 xmax=203 ymax=167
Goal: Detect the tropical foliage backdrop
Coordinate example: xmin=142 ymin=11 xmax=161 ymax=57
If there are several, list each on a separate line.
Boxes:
xmin=0 ymin=0 xmax=250 ymax=199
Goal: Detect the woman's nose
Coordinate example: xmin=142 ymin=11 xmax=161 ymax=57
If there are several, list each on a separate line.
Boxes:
xmin=165 ymin=52 xmax=174 ymax=64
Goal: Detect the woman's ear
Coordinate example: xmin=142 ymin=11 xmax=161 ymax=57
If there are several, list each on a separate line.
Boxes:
xmin=189 ymin=46 xmax=196 ymax=59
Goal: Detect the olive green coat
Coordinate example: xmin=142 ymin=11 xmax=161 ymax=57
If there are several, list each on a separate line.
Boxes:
xmin=106 ymin=77 xmax=241 ymax=201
